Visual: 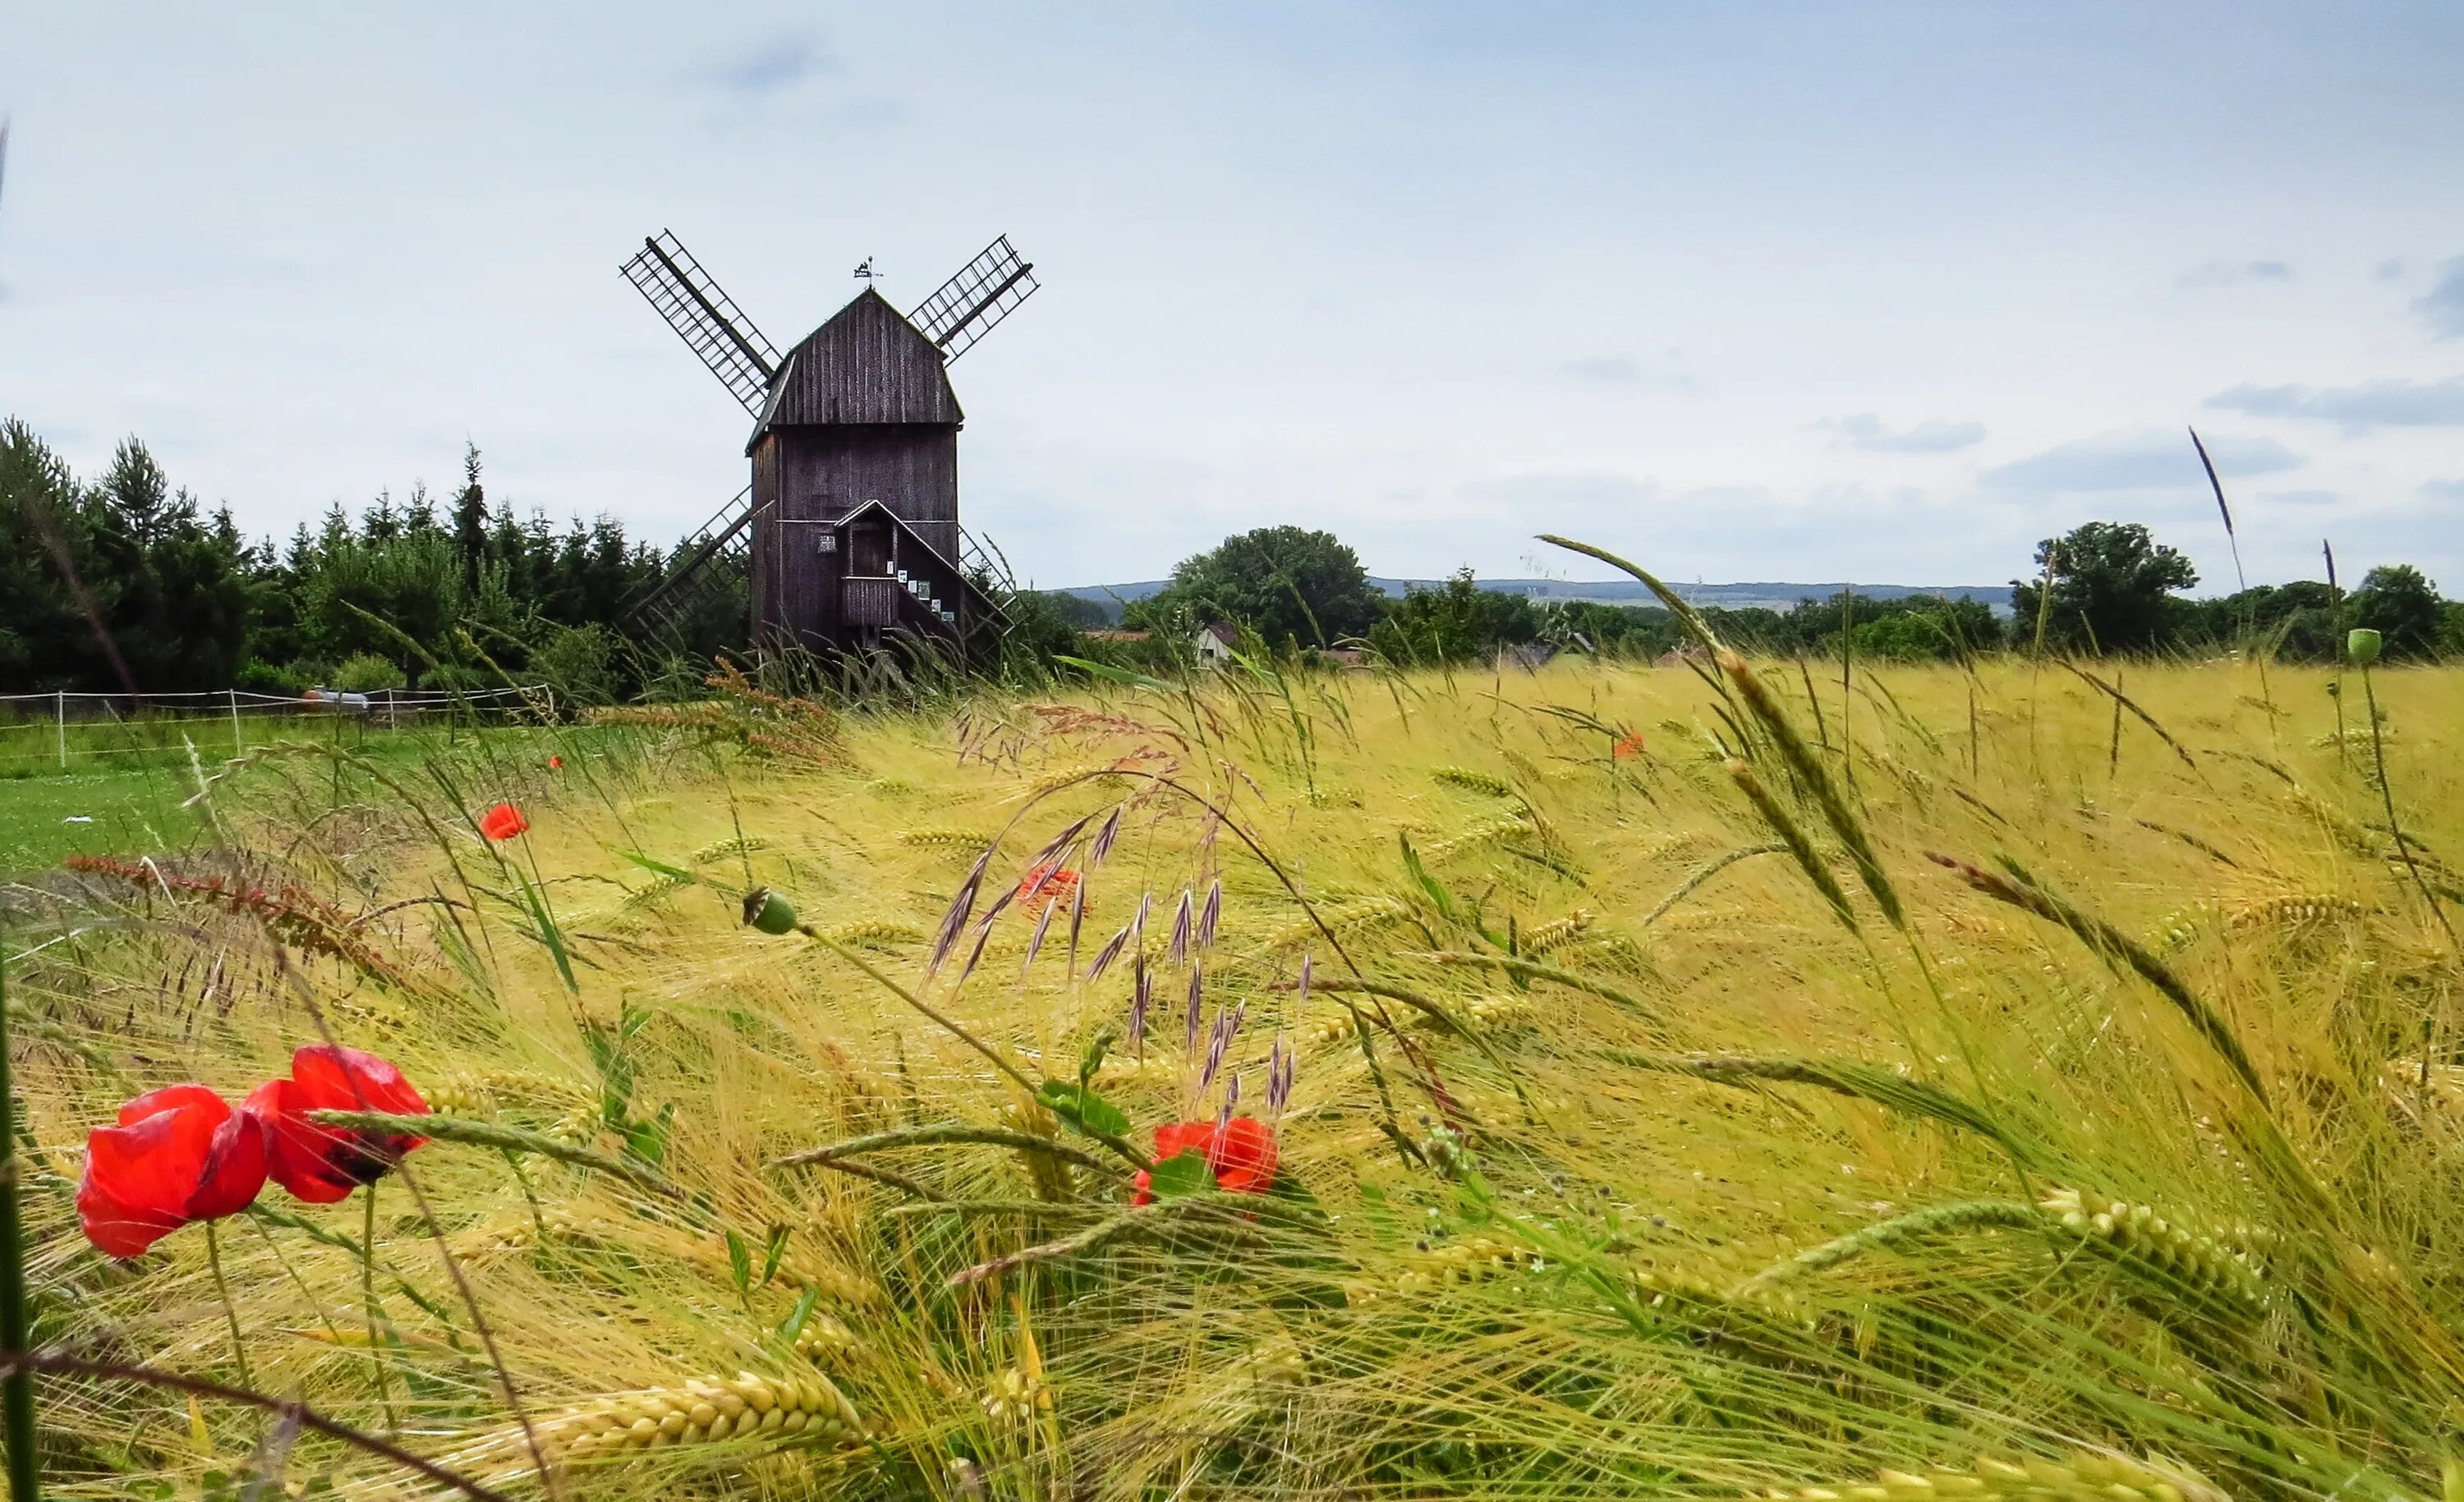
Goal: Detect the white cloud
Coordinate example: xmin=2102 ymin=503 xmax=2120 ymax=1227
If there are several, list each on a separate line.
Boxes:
xmin=2208 ymin=378 xmax=2464 ymax=432
xmin=1981 ymin=431 xmax=2301 ymax=494
xmin=2177 ymin=258 xmax=2293 ymax=288
xmin=1821 ymin=413 xmax=1986 ymax=453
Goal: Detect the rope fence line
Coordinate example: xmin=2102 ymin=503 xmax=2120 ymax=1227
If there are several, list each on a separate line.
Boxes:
xmin=0 ymin=687 xmax=556 ymax=769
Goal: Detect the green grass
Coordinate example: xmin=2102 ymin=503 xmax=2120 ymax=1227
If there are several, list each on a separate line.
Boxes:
xmin=0 ymin=765 xmax=209 ymax=876
xmin=0 ymin=719 xmax=586 ymax=877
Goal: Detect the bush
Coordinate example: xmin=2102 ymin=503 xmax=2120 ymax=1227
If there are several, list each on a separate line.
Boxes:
xmin=531 ymin=622 xmax=618 ymax=705
xmin=232 ymin=658 xmax=308 ymax=694
xmin=421 ymin=662 xmax=493 ymax=692
xmin=331 ymin=652 xmax=407 ymax=692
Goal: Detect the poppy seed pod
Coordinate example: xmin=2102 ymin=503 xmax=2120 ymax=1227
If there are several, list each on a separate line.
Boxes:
xmin=2347 ymin=627 xmax=2383 ymax=666
xmin=744 ymin=887 xmax=798 ymax=935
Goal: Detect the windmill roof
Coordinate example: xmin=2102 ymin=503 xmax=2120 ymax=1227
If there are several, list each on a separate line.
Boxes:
xmin=747 ymin=287 xmax=962 ymax=448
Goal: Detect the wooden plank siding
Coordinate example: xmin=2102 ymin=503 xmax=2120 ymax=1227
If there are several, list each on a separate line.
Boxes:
xmin=746 ymin=287 xmax=973 ymax=654
xmin=761 ymin=288 xmax=963 ymax=428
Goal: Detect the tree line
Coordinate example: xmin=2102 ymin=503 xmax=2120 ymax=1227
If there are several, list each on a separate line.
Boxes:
xmin=0 ymin=419 xmax=724 ymax=700
xmin=1103 ymin=521 xmax=2464 ymax=667
xmin=5 ymin=415 xmax=2458 ymax=701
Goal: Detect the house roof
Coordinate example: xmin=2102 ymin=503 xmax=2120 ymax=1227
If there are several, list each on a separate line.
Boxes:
xmin=747 ymin=287 xmax=963 ymax=450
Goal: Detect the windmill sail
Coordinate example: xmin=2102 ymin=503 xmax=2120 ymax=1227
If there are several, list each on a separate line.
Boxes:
xmin=909 ymin=236 xmax=1038 ymax=361
xmin=627 ymin=485 xmax=756 ymax=636
xmin=622 ymin=232 xmax=783 ymax=413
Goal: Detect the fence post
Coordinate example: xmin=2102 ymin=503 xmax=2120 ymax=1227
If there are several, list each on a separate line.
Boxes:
xmin=55 ymin=691 xmax=65 ymax=769
xmin=229 ymin=688 xmax=244 ymax=758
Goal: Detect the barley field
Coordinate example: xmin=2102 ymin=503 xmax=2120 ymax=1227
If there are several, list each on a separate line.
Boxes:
xmin=8 ymin=648 xmax=2462 ymax=1502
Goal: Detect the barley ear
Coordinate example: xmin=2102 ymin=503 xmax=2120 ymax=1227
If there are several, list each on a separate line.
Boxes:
xmin=1719 ymin=649 xmax=1905 ymax=930
xmin=1727 ymin=759 xmax=1859 ymax=932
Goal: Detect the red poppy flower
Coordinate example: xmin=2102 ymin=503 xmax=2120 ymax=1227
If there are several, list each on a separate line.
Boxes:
xmin=77 ymin=1084 xmax=268 ymax=1258
xmin=1016 ymin=861 xmax=1080 ymax=914
xmin=478 ymin=802 xmax=528 ymax=841
xmin=244 ymin=1045 xmax=430 ymax=1204
xmin=1130 ymin=1117 xmax=1280 ymax=1205
xmin=1612 ymin=729 xmax=1645 ymax=760
xmin=547 ymin=755 xmax=565 ymax=770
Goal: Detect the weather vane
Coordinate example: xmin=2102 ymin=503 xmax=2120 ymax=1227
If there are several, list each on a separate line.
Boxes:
xmin=853 ymin=256 xmax=877 ymax=281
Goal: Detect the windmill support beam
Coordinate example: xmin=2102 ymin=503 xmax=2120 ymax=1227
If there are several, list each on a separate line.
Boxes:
xmin=931 ymin=262 xmax=1034 ymax=354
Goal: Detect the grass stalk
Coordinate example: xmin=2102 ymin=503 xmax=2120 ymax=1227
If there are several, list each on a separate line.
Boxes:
xmin=1925 ymin=853 xmax=2265 ymax=1102
xmin=2359 ymin=664 xmax=2461 ymax=953
xmin=204 ymin=1219 xmax=254 ymax=1393
xmin=364 ymin=1183 xmax=397 ymax=1435
xmin=0 ymin=926 xmax=35 ymax=1502
xmin=307 ymin=1110 xmax=687 ymax=1201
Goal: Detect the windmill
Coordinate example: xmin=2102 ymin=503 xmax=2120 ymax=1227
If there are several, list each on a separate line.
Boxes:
xmin=618 ymin=229 xmax=1038 ymax=655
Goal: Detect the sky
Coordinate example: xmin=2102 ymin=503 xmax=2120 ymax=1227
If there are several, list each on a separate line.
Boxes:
xmin=3 ymin=2 xmax=2462 ymax=595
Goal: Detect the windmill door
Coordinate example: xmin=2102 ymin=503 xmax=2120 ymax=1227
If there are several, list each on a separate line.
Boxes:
xmin=847 ymin=515 xmax=892 ymax=576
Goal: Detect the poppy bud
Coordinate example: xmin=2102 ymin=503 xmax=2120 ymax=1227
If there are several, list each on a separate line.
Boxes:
xmin=2347 ymin=627 xmax=2383 ymax=666
xmin=743 ymin=887 xmax=798 ymax=935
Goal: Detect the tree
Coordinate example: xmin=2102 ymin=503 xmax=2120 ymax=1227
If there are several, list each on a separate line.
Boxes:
xmin=1843 ymin=599 xmax=2002 ymax=661
xmin=1368 ymin=570 xmax=1538 ymax=664
xmin=83 ymin=438 xmax=253 ymax=690
xmin=453 ymin=445 xmax=490 ymax=596
xmin=97 ymin=438 xmax=181 ymax=547
xmin=1129 ymin=526 xmax=1386 ymax=647
xmin=1035 ymin=590 xmax=1112 ymax=630
xmin=2348 ymin=565 xmax=2444 ymax=661
xmin=0 ymin=419 xmax=100 ymax=690
xmin=2009 ymin=521 xmax=2198 ymax=654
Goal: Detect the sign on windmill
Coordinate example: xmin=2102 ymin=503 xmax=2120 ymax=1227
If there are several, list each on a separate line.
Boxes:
xmin=618 ymin=229 xmax=1039 ymax=657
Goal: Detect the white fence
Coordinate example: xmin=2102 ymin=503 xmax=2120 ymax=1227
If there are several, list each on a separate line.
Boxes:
xmin=0 ymin=686 xmax=554 ymax=769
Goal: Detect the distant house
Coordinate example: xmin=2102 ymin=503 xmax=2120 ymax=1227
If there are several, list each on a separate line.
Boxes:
xmin=1081 ymin=628 xmax=1152 ymax=644
xmin=1192 ymin=622 xmax=1239 ymax=665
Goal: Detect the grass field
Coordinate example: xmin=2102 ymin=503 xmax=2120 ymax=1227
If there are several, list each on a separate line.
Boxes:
xmin=0 ymin=719 xmax=591 ymax=876
xmin=7 ymin=652 xmax=2462 ymax=1500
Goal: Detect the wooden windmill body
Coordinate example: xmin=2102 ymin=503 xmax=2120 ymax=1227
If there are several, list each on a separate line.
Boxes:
xmin=618 ymin=233 xmax=1037 ymax=656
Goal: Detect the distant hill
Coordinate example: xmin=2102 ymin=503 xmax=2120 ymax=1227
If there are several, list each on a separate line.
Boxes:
xmin=1050 ymin=577 xmax=2015 ymax=625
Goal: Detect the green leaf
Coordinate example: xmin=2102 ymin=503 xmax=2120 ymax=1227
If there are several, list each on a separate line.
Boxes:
xmin=1077 ymin=1028 xmax=1115 ymax=1089
xmin=1265 ymin=1171 xmax=1323 ymax=1215
xmin=760 ymin=1224 xmax=791 ymax=1288
xmin=1145 ymin=1149 xmax=1212 ymax=1199
xmin=724 ymin=1229 xmax=752 ymax=1293
xmin=1398 ymin=835 xmax=1455 ymax=921
xmin=617 ymin=850 xmax=706 ymax=885
xmin=1037 ymin=1080 xmax=1131 ymax=1138
xmin=1055 ymin=655 xmax=1179 ymax=692
xmin=508 ymin=864 xmax=579 ymax=994
xmin=778 ymin=1284 xmax=822 ymax=1342
xmin=623 ymin=1101 xmax=676 ymax=1167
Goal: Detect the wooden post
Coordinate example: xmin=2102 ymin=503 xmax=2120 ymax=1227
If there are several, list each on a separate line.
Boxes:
xmin=54 ymin=692 xmax=64 ymax=769
xmin=228 ymin=688 xmax=244 ymax=759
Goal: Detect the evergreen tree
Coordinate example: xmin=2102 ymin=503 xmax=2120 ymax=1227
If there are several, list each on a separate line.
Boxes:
xmin=453 ymin=443 xmax=488 ymax=596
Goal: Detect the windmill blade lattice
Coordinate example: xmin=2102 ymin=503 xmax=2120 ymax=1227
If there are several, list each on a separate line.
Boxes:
xmin=909 ymin=236 xmax=1038 ymax=361
xmin=627 ymin=485 xmax=757 ymax=636
xmin=622 ymin=232 xmax=783 ymax=414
